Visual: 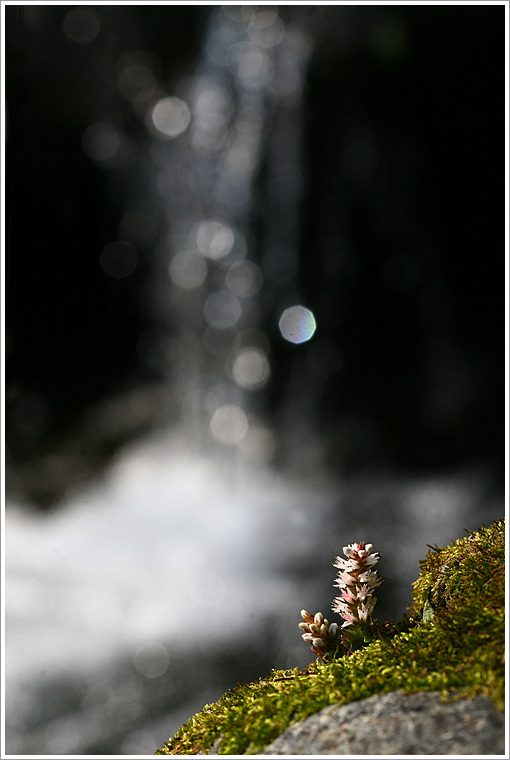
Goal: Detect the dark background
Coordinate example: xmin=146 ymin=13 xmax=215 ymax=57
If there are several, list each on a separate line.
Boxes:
xmin=5 ymin=5 xmax=505 ymax=505
xmin=5 ymin=4 xmax=505 ymax=511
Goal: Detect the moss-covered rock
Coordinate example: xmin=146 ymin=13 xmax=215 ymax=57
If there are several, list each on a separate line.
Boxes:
xmin=156 ymin=519 xmax=505 ymax=755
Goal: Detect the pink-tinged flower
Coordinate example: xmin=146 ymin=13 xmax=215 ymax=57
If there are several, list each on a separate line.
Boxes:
xmin=331 ymin=541 xmax=383 ymax=647
xmin=334 ymin=571 xmax=358 ymax=587
xmin=298 ymin=609 xmax=339 ymax=660
xmin=337 ymin=608 xmax=357 ymax=625
xmin=357 ymin=589 xmax=370 ymax=605
xmin=361 ymin=554 xmax=380 ymax=568
xmin=299 ymin=542 xmax=383 ymax=660
xmin=332 ymin=599 xmax=350 ymax=617
xmin=341 ymin=588 xmax=357 ymax=604
xmin=359 ymin=569 xmax=383 ymax=587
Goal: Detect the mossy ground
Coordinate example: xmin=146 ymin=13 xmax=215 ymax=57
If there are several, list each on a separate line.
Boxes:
xmin=156 ymin=519 xmax=505 ymax=755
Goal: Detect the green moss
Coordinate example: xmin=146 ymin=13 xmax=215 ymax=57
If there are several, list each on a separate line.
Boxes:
xmin=156 ymin=519 xmax=505 ymax=755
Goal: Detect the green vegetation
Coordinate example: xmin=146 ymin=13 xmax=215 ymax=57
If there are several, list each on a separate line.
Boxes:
xmin=156 ymin=519 xmax=505 ymax=755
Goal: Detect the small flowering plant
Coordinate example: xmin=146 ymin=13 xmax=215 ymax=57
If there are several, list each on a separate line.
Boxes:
xmin=298 ymin=611 xmax=339 ymax=660
xmin=299 ymin=541 xmax=383 ymax=660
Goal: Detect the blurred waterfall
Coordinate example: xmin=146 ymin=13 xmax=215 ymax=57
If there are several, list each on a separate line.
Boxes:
xmin=6 ymin=9 xmax=326 ymax=755
xmin=142 ymin=6 xmax=313 ymax=462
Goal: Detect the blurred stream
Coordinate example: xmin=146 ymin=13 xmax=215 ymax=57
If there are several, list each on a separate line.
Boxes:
xmin=5 ymin=430 xmax=503 ymax=754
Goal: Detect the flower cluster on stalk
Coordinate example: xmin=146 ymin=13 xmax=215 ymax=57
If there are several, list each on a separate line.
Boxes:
xmin=332 ymin=541 xmax=382 ymax=650
xmin=298 ymin=611 xmax=339 ymax=660
xmin=299 ymin=541 xmax=383 ymax=659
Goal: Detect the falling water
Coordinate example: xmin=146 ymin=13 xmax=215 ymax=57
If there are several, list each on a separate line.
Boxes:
xmin=141 ymin=5 xmax=314 ymax=459
xmin=5 ymin=9 xmax=324 ymax=754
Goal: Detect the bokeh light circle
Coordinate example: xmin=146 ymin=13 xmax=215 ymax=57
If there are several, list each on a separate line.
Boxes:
xmin=203 ymin=291 xmax=241 ymax=329
xmin=63 ymin=7 xmax=100 ymax=44
xmin=82 ymin=122 xmax=120 ymax=163
xmin=226 ymin=260 xmax=263 ymax=297
xmin=169 ymin=251 xmax=208 ymax=290
xmin=150 ymin=97 xmax=190 ymax=139
xmin=278 ymin=305 xmax=317 ymax=344
xmin=196 ymin=220 xmax=234 ymax=261
xmin=210 ymin=405 xmax=248 ymax=445
xmin=232 ymin=348 xmax=270 ymax=389
xmin=133 ymin=641 xmax=169 ymax=679
xmin=100 ymin=240 xmax=138 ymax=279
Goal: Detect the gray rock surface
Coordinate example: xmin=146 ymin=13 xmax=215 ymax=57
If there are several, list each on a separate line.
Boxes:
xmin=259 ymin=690 xmax=505 ymax=755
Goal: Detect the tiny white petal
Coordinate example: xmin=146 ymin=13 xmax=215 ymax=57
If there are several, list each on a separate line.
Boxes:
xmin=334 ymin=571 xmax=357 ymax=587
xmin=331 ymin=599 xmax=344 ymax=614
xmin=332 ymin=600 xmax=350 ymax=616
xmin=359 ymin=570 xmax=383 ymax=587
xmin=357 ymin=584 xmax=372 ymax=601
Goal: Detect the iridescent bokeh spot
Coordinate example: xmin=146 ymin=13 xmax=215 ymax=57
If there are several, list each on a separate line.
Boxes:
xmin=278 ymin=305 xmax=317 ymax=344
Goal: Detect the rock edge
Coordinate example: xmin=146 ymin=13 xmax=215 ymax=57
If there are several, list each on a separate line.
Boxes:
xmin=256 ymin=690 xmax=505 ymax=756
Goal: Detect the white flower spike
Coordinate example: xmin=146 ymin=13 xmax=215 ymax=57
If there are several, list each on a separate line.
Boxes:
xmin=332 ymin=541 xmax=382 ymax=641
xmin=299 ymin=541 xmax=383 ymax=660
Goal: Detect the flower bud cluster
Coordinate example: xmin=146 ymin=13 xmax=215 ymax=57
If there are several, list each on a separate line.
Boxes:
xmin=298 ymin=610 xmax=339 ymax=659
xmin=331 ymin=542 xmax=382 ymax=629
